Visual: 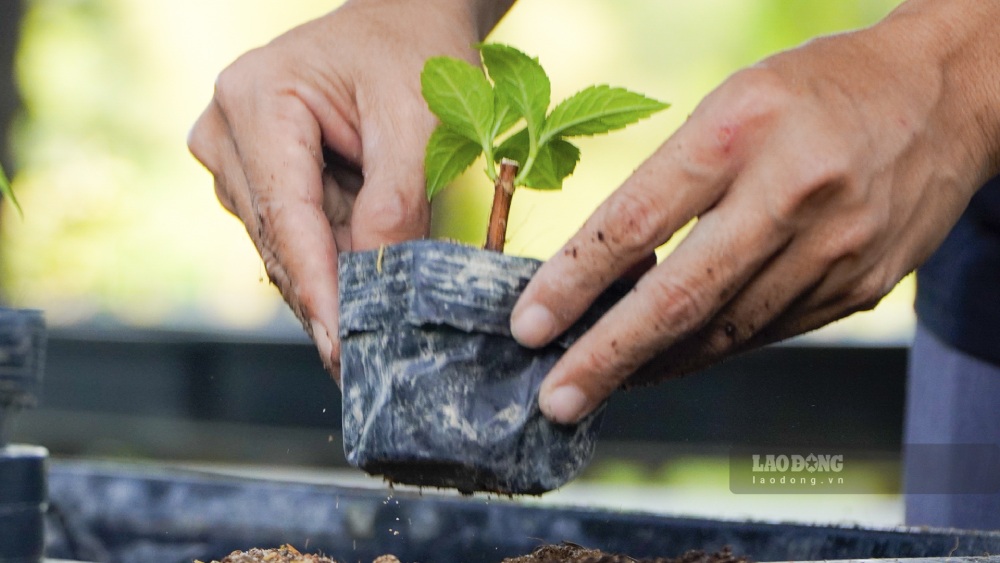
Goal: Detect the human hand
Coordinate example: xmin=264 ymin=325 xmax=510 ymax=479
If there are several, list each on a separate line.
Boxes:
xmin=188 ymin=0 xmax=512 ymax=379
xmin=511 ymin=0 xmax=1000 ymax=424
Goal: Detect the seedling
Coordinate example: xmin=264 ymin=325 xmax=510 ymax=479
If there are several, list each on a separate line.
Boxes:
xmin=0 ymin=163 xmax=20 ymax=216
xmin=344 ymin=45 xmax=666 ymax=493
xmin=421 ymin=43 xmax=668 ymax=251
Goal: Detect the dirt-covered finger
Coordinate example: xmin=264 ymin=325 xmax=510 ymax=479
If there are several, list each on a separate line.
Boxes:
xmin=222 ymin=91 xmax=342 ymax=378
xmin=625 ymin=237 xmax=827 ymax=387
xmin=536 ymin=191 xmax=789 ymax=424
xmin=510 ymin=124 xmax=740 ymax=349
xmin=188 ymin=101 xmax=254 ymax=219
xmin=349 ymin=86 xmax=434 ymax=251
xmin=743 ymin=252 xmax=898 ymax=353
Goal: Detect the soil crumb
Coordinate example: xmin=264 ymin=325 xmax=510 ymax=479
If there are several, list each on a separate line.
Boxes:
xmin=202 ymin=543 xmax=746 ymax=563
xmin=501 ymin=543 xmax=750 ymax=563
xmin=204 ymin=545 xmax=340 ymax=563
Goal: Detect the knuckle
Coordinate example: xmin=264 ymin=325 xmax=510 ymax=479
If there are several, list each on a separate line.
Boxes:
xmin=600 ymin=189 xmax=664 ymax=256
xmin=816 ymin=216 xmax=883 ymax=267
xmin=213 ymin=57 xmax=254 ymax=108
xmin=846 ymin=274 xmax=890 ymax=312
xmin=703 ymin=319 xmax=745 ymax=358
xmin=578 ymin=338 xmax=647 ymax=396
xmin=638 ymin=276 xmax=710 ymax=337
xmin=252 ymin=190 xmax=277 ymax=227
xmin=213 ymin=180 xmax=237 ymax=215
xmin=213 ymin=48 xmax=287 ymax=116
xmin=186 ymin=120 xmax=215 ymax=169
xmin=836 ymin=217 xmax=879 ymax=255
xmin=356 ymin=188 xmax=429 ymax=240
xmin=251 ymin=191 xmax=286 ymax=249
xmin=188 ymin=108 xmax=242 ymax=218
xmin=685 ymin=68 xmax=796 ymax=168
xmin=581 ymin=346 xmax=625 ymax=395
xmin=259 ymin=246 xmax=289 ymax=294
xmin=716 ymin=67 xmax=796 ymax=127
xmin=260 ymin=244 xmax=312 ymax=333
xmin=766 ymin=171 xmax=852 ymax=229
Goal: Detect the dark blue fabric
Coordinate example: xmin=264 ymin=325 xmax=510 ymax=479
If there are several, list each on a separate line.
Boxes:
xmin=916 ymin=176 xmax=1000 ymax=367
xmin=904 ymin=324 xmax=1000 ymax=530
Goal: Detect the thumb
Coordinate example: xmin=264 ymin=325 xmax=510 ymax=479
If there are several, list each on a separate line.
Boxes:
xmin=350 ymin=100 xmax=433 ymax=251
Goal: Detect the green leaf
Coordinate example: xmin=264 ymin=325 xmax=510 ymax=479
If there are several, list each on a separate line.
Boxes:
xmin=520 ymin=138 xmax=580 ymax=190
xmin=542 ymin=85 xmax=669 ymax=142
xmin=494 ymin=128 xmax=530 ymax=165
xmin=491 ymin=94 xmax=521 ymax=140
xmin=0 ymin=163 xmax=20 ymax=216
xmin=424 ymin=125 xmax=483 ymax=200
xmin=478 ymin=44 xmax=550 ymax=142
xmin=421 ymin=56 xmax=494 ymax=148
xmin=496 ymin=130 xmax=579 ymax=190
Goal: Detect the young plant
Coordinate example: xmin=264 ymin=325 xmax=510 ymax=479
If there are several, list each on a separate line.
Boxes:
xmin=0 ymin=162 xmax=19 ymax=216
xmin=421 ymin=43 xmax=668 ymax=251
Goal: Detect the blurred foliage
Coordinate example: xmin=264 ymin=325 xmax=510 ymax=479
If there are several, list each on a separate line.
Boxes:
xmin=0 ymin=162 xmax=15 ymax=214
xmin=1 ymin=0 xmax=909 ymax=340
xmin=2 ymin=0 xmax=336 ymax=328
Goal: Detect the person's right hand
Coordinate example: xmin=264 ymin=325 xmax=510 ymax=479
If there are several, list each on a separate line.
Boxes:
xmin=188 ymin=0 xmax=512 ymax=379
xmin=509 ymin=0 xmax=1000 ymax=424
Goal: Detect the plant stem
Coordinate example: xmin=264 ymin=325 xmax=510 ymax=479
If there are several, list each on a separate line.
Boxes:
xmin=485 ymin=158 xmax=519 ymax=252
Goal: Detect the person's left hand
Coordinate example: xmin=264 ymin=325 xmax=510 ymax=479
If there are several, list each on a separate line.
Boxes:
xmin=188 ymin=0 xmax=510 ymax=379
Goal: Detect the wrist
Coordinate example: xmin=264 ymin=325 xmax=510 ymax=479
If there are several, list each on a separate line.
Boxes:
xmin=343 ymin=0 xmax=514 ymax=42
xmin=877 ymin=0 xmax=1000 ymax=181
xmin=471 ymin=0 xmax=517 ymax=40
xmin=420 ymin=0 xmax=516 ymax=40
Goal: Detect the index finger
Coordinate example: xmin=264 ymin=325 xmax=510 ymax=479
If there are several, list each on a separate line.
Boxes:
xmin=218 ymin=85 xmax=342 ymax=375
xmin=537 ymin=186 xmax=789 ymax=423
xmin=510 ymin=117 xmax=737 ymax=348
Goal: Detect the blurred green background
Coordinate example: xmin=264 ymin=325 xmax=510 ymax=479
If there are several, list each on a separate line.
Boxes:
xmin=1 ymin=0 xmax=908 ymax=341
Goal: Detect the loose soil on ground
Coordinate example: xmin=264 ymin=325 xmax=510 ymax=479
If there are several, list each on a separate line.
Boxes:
xmin=501 ymin=544 xmax=749 ymax=563
xmin=205 ymin=545 xmax=399 ymax=563
xmin=206 ymin=543 xmax=749 ymax=563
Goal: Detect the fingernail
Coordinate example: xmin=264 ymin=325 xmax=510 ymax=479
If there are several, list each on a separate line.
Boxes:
xmin=311 ymin=319 xmax=335 ymax=370
xmin=541 ymin=385 xmax=589 ymax=425
xmin=511 ymin=304 xmax=556 ymax=347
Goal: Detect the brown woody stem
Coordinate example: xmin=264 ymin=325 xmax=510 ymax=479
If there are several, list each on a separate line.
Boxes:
xmin=485 ymin=158 xmax=519 ymax=252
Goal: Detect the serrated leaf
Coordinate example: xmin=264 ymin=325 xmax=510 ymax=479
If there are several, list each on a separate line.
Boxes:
xmin=494 ymin=128 xmax=530 ymax=165
xmin=0 ymin=163 xmax=20 ymax=216
xmin=496 ymin=129 xmax=580 ymax=190
xmin=520 ymin=138 xmax=580 ymax=190
xmin=424 ymin=125 xmax=483 ymax=200
xmin=542 ymin=85 xmax=669 ymax=142
xmin=478 ymin=44 xmax=550 ymax=141
xmin=491 ymin=94 xmax=521 ymax=140
xmin=421 ymin=56 xmax=494 ymax=148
